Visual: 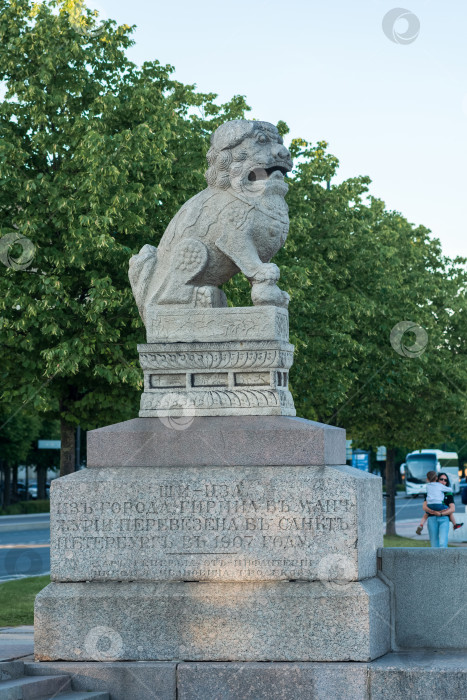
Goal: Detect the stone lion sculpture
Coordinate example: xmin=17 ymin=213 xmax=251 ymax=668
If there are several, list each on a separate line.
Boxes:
xmin=129 ymin=119 xmax=293 ymax=324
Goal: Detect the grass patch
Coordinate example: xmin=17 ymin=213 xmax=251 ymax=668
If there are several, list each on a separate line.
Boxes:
xmin=0 ymin=575 xmax=50 ymax=626
xmin=0 ymin=500 xmax=50 ymax=516
xmin=383 ymin=535 xmax=430 ymax=547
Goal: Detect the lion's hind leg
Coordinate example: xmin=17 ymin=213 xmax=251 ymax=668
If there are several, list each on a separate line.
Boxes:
xmin=195 ymin=286 xmax=228 ymax=308
xmin=157 ymin=238 xmax=209 ymax=306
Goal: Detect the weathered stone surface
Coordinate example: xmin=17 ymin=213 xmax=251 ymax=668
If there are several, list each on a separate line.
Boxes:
xmin=380 ymin=548 xmax=467 ymax=650
xmin=86 ymin=416 xmax=346 ymax=468
xmin=138 ymin=337 xmax=296 ymax=418
xmin=50 ymin=464 xmax=382 ymax=583
xmin=177 ymin=661 xmax=369 ymax=700
xmin=34 ymin=579 xmax=390 ymax=662
xmin=25 ymin=661 xmax=176 ymax=700
xmin=0 ymin=660 xmax=24 ymax=681
xmin=369 ymin=650 xmax=467 ymax=699
xmin=145 ymin=307 xmax=289 ymax=344
xmin=24 ymin=653 xmax=467 ymax=700
xmin=129 ymin=120 xmax=293 ymax=324
xmin=129 ymin=122 xmax=299 ymax=418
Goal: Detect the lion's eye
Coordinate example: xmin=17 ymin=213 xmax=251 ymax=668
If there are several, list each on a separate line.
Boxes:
xmin=256 ymin=133 xmax=267 ymax=144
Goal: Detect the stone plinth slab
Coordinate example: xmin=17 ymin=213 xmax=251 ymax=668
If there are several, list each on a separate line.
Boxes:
xmin=25 ymin=652 xmax=467 ymax=700
xmin=34 ymin=579 xmax=390 ymax=662
xmin=177 ymin=662 xmax=369 ymax=700
xmin=147 ymin=306 xmax=289 ymax=344
xmin=50 ymin=465 xmax=382 ymax=583
xmin=86 ymin=416 xmax=346 ymax=468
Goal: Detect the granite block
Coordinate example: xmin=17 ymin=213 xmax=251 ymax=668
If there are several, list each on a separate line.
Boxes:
xmin=86 ymin=416 xmax=346 ymax=468
xmin=177 ymin=661 xmax=369 ymax=700
xmin=380 ymin=549 xmax=467 ymax=649
xmin=146 ymin=307 xmax=289 ymax=344
xmin=369 ymin=650 xmax=467 ymax=700
xmin=34 ymin=579 xmax=390 ymax=662
xmin=49 ymin=464 xmax=382 ymax=583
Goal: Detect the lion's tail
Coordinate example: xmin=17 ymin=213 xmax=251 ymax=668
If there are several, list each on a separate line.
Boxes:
xmin=129 ymin=244 xmax=158 ymax=324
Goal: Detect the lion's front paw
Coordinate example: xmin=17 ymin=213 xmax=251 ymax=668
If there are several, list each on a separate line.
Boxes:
xmin=252 ymin=263 xmax=280 ymax=284
xmin=251 ymin=281 xmax=289 ymax=308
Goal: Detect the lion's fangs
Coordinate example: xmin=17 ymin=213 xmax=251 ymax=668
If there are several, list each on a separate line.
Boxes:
xmin=248 ymin=166 xmax=288 ymax=182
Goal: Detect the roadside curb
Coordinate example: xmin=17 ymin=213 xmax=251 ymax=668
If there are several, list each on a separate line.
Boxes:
xmin=0 ymin=523 xmax=50 ymax=534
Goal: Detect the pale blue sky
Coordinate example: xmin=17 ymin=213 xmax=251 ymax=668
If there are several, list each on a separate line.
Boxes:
xmin=66 ymin=2 xmax=467 ymax=258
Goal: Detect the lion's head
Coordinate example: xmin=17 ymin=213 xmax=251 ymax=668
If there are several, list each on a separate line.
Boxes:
xmin=205 ymin=120 xmax=293 ymax=199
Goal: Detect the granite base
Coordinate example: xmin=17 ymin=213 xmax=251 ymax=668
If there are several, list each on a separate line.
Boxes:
xmin=34 ymin=579 xmax=390 ymax=663
xmin=24 ymin=652 xmax=467 ymax=700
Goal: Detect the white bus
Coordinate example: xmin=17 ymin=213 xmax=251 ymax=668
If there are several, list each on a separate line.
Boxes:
xmin=401 ymin=449 xmax=461 ymax=497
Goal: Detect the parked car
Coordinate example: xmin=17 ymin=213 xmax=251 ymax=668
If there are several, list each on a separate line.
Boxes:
xmin=27 ymin=482 xmax=51 ymax=499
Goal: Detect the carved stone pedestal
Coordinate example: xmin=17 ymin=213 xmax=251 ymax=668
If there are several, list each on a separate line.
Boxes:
xmin=138 ymin=306 xmax=296 ymax=417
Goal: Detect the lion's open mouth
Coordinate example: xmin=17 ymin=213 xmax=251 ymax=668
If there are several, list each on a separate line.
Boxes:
xmin=248 ymin=165 xmax=289 ymax=182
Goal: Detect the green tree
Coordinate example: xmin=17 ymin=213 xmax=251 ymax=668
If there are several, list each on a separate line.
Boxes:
xmin=0 ymin=0 xmax=248 ymax=475
xmin=281 ymin=139 xmax=467 ymax=534
xmin=228 ymin=136 xmax=467 ymax=534
xmin=0 ymin=405 xmax=41 ymax=507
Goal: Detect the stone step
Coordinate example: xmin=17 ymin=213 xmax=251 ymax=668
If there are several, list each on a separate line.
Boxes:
xmin=0 ymin=673 xmax=70 ymax=699
xmin=0 ymin=662 xmax=24 ymax=681
xmin=35 ymin=694 xmax=109 ymax=700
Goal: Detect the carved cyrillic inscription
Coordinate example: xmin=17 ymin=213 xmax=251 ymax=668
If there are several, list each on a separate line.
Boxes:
xmin=50 ymin=467 xmax=365 ymax=583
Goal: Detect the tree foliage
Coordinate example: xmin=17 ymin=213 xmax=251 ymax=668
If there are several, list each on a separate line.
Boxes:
xmin=0 ymin=0 xmax=248 ymax=472
xmin=1 ymin=1 xmax=467 ymax=530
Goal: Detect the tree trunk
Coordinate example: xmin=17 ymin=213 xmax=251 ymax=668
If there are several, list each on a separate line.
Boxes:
xmin=385 ymin=447 xmax=397 ymax=536
xmin=60 ymin=417 xmax=76 ymax=477
xmin=12 ymin=464 xmax=18 ymax=502
xmin=2 ymin=462 xmax=11 ymax=508
xmin=37 ymin=464 xmax=47 ymax=500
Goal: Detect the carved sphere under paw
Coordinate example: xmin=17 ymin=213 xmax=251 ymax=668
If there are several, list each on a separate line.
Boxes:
xmin=251 ymin=280 xmax=289 ymax=309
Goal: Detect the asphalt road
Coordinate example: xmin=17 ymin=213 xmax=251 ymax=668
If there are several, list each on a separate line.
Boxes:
xmin=383 ymin=493 xmax=465 ymax=522
xmin=0 ymin=514 xmax=50 ymax=582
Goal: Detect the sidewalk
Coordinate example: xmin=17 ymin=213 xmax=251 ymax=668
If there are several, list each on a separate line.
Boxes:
xmin=0 ymin=626 xmax=34 ymax=661
xmin=395 ymin=518 xmax=467 ymax=546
